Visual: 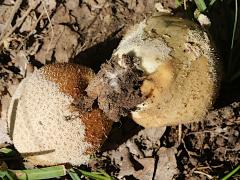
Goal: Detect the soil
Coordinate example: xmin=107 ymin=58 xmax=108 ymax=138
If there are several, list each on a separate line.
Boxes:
xmin=0 ymin=0 xmax=239 ymax=180
xmin=87 ymin=54 xmax=144 ymax=121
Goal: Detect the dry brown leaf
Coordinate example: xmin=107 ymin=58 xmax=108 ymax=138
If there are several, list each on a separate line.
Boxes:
xmin=155 ymin=147 xmax=179 ymax=180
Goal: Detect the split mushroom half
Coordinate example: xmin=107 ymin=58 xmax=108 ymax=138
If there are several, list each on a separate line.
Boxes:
xmin=7 ymin=63 xmax=112 ymax=166
xmin=87 ymin=13 xmax=220 ymax=128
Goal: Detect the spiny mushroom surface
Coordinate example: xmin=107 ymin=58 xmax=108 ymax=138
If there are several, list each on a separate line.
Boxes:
xmin=7 ymin=63 xmax=112 ymax=166
xmin=87 ymin=13 xmax=220 ymax=128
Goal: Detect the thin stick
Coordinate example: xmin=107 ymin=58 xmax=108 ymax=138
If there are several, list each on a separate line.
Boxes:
xmin=196 ymin=164 xmax=223 ymax=170
xmin=178 ymin=124 xmax=182 ymax=145
xmin=182 ymin=139 xmax=192 ymax=157
xmin=0 ymin=0 xmax=23 ymax=40
xmin=17 ymin=8 xmax=44 ymax=51
xmin=0 ymin=3 xmax=38 ymax=48
xmin=188 ymin=130 xmax=228 ymax=140
xmin=193 ymin=170 xmax=213 ymax=179
xmin=184 ymin=0 xmax=187 ymax=10
xmin=41 ymin=0 xmax=54 ymax=54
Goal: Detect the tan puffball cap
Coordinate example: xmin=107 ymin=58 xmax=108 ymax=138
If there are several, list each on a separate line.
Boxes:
xmin=114 ymin=14 xmax=220 ymax=128
xmin=8 ymin=63 xmax=112 ymax=166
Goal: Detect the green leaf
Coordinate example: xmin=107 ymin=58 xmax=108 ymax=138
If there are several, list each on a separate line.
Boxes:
xmin=194 ymin=0 xmax=207 ymax=12
xmin=0 ymin=171 xmax=16 ymax=180
xmin=230 ymin=0 xmax=238 ymax=51
xmin=0 ymin=148 xmax=15 ymax=156
xmin=9 ymin=165 xmax=66 ymax=180
xmin=228 ymin=0 xmax=239 ymax=81
xmin=78 ymin=169 xmax=114 ymax=180
xmin=175 ymin=0 xmax=183 ymax=7
xmin=67 ymin=168 xmax=81 ymax=180
xmin=221 ymin=165 xmax=240 ymax=180
xmin=209 ymin=0 xmax=217 ymax=6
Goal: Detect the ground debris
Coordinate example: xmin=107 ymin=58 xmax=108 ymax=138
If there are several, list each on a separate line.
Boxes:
xmin=170 ymin=102 xmax=240 ymax=179
xmin=155 ymin=147 xmax=178 ymax=180
xmin=87 ymin=55 xmax=144 ymax=121
xmin=0 ymin=0 xmax=239 ymax=179
xmin=99 ymin=126 xmax=166 ymax=179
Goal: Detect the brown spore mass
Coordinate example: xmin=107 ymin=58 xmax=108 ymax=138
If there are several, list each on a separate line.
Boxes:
xmin=42 ymin=63 xmax=95 ymax=99
xmin=81 ymin=109 xmax=113 ymax=154
xmin=42 ymin=63 xmax=112 ymax=152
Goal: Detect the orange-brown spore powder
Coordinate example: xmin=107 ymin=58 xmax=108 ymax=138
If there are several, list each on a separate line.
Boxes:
xmin=42 ymin=63 xmax=112 ymax=154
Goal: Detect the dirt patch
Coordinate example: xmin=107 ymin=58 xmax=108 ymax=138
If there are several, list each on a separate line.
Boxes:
xmin=87 ymin=54 xmax=144 ymax=121
xmin=163 ymin=102 xmax=240 ymax=179
xmin=89 ymin=103 xmax=239 ymax=179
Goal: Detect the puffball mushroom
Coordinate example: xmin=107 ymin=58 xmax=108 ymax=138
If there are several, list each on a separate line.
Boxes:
xmin=87 ymin=13 xmax=220 ymax=128
xmin=7 ymin=63 xmax=112 ymax=166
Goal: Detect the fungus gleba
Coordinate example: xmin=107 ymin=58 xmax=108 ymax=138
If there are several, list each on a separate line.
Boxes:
xmin=7 ymin=13 xmax=220 ymax=166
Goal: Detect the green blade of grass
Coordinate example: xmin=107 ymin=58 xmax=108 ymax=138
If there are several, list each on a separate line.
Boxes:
xmin=175 ymin=0 xmax=183 ymax=7
xmin=209 ymin=0 xmax=217 ymax=7
xmin=228 ymin=0 xmax=238 ymax=81
xmin=1 ymin=176 xmax=10 ymax=180
xmin=0 ymin=148 xmax=15 ymax=156
xmin=78 ymin=169 xmax=114 ymax=180
xmin=9 ymin=165 xmax=66 ymax=180
xmin=194 ymin=0 xmax=207 ymax=12
xmin=67 ymin=168 xmax=81 ymax=180
xmin=0 ymin=171 xmax=16 ymax=180
xmin=221 ymin=165 xmax=240 ymax=180
xmin=230 ymin=0 xmax=238 ymax=50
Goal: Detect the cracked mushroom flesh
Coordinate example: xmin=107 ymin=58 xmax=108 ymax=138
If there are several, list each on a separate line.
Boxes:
xmin=7 ymin=63 xmax=112 ymax=166
xmin=87 ymin=13 xmax=220 ymax=128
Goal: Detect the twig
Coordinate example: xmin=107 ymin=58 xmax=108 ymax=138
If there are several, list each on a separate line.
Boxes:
xmin=188 ymin=130 xmax=228 ymax=140
xmin=17 ymin=9 xmax=44 ymax=52
xmin=178 ymin=124 xmax=182 ymax=145
xmin=183 ymin=0 xmax=187 ymax=10
xmin=193 ymin=170 xmax=214 ymax=179
xmin=41 ymin=0 xmax=54 ymax=54
xmin=0 ymin=2 xmax=39 ymax=48
xmin=196 ymin=164 xmax=224 ymax=170
xmin=0 ymin=0 xmax=23 ymax=41
xmin=182 ymin=139 xmax=190 ymax=158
